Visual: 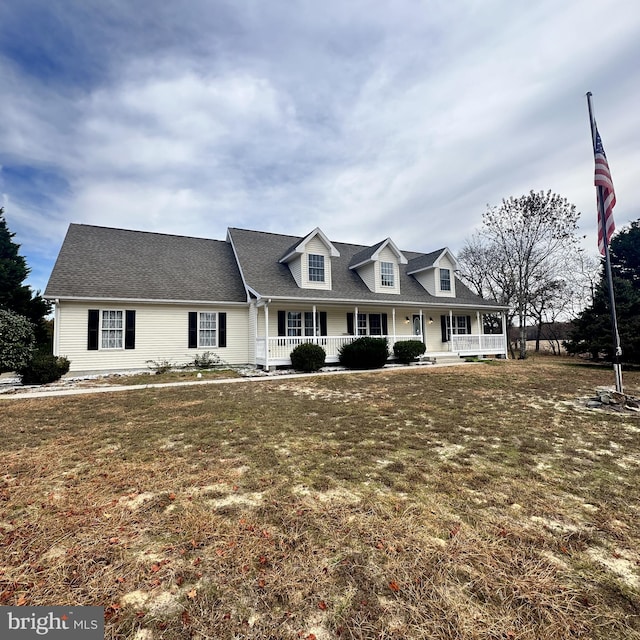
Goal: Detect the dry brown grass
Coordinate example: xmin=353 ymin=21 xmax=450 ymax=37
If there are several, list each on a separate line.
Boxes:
xmin=1 ymin=357 xmax=639 ymax=639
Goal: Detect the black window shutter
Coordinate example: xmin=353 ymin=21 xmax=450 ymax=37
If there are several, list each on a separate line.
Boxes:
xmin=88 ymin=309 xmax=99 ymax=350
xmin=218 ymin=312 xmax=227 ymax=347
xmin=441 ymin=315 xmax=449 ymax=342
xmin=319 ymin=311 xmax=327 ymax=336
xmin=125 ymin=310 xmax=136 ymax=349
xmin=278 ymin=310 xmax=286 ymax=337
xmin=188 ymin=312 xmax=198 ymax=348
xmin=466 ymin=315 xmax=472 ymax=335
xmin=346 ymin=312 xmax=354 ymax=335
xmin=381 ymin=313 xmax=388 ymax=335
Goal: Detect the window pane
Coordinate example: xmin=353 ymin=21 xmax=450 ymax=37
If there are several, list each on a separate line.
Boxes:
xmin=357 ymin=313 xmax=367 ymax=336
xmin=381 ymin=261 xmax=394 ymax=287
xmin=101 ymin=310 xmax=123 ymax=348
xmin=308 ymin=254 xmax=325 ymax=282
xmin=199 ymin=312 xmax=217 ymax=347
xmin=440 ymin=268 xmax=451 ymax=291
xmin=287 ymin=311 xmax=302 ymax=336
xmin=304 ymin=311 xmax=320 ymax=336
xmin=369 ymin=314 xmax=382 ymax=335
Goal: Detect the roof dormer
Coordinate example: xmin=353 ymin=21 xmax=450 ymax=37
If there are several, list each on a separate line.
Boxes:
xmin=349 ymin=238 xmax=407 ymax=294
xmin=278 ymin=227 xmax=340 ymax=290
xmin=406 ymin=248 xmax=458 ymax=297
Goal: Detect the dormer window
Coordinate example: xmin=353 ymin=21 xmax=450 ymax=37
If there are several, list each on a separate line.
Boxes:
xmin=381 ymin=261 xmax=395 ymax=287
xmin=308 ymin=254 xmax=325 ymax=282
xmin=440 ymin=268 xmax=451 ymax=292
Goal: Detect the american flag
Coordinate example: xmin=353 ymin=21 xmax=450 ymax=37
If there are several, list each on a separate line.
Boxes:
xmin=594 ymin=127 xmax=616 ymax=255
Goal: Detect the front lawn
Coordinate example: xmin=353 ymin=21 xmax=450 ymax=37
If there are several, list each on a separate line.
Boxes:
xmin=1 ymin=358 xmax=639 ymax=639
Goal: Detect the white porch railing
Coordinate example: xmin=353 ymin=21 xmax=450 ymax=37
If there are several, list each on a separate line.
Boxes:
xmin=256 ymin=336 xmax=417 ymax=366
xmin=256 ymin=333 xmax=507 ymax=367
xmin=450 ymin=334 xmax=506 ymax=354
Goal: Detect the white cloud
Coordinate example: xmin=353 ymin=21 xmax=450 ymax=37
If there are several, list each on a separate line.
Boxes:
xmin=1 ymin=0 xmax=639 ymax=293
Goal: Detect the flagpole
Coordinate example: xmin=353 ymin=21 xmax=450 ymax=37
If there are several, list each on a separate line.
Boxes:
xmin=586 ymin=92 xmax=623 ymax=393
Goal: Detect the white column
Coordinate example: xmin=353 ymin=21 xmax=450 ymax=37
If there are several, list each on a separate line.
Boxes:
xmin=264 ymin=303 xmax=270 ymax=370
xmin=312 ymin=304 xmax=317 ymax=342
xmin=502 ymin=311 xmax=508 ymax=359
xmin=449 ymin=309 xmax=454 ymax=352
xmin=392 ymin=308 xmax=396 ymax=342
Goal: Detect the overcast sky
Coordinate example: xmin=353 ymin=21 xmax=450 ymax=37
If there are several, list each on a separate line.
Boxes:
xmin=1 ymin=0 xmax=639 ymax=295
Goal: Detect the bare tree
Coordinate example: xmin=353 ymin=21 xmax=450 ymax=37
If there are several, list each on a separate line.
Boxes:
xmin=458 ymin=190 xmax=581 ymax=359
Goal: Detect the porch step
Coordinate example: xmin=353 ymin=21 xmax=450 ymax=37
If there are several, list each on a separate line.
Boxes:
xmin=428 ymin=354 xmax=466 ymax=365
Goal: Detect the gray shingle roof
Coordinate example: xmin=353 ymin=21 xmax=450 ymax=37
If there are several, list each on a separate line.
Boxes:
xmin=406 ymin=249 xmax=445 ymax=273
xmin=228 ymin=228 xmax=503 ymax=308
xmin=45 ymin=225 xmax=247 ymax=302
xmin=46 ymin=224 xmax=504 ymax=309
xmin=348 ymin=238 xmax=388 ymax=268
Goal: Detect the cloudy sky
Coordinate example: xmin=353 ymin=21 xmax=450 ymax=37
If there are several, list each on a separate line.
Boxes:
xmin=1 ymin=0 xmax=639 ymax=295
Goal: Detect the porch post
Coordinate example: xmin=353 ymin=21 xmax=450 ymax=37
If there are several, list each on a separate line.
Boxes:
xmin=449 ymin=309 xmax=454 ymax=352
xmin=355 ymin=306 xmax=358 ymax=335
xmin=420 ymin=309 xmax=424 ymax=344
xmin=476 ymin=311 xmax=481 ymax=351
xmin=312 ymin=304 xmax=317 ymax=343
xmin=502 ymin=311 xmax=508 ymax=359
xmin=264 ymin=302 xmax=270 ymax=370
xmin=392 ymin=308 xmax=396 ymax=342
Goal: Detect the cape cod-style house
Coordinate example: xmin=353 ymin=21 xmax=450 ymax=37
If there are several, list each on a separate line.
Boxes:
xmin=44 ymin=224 xmax=509 ymax=372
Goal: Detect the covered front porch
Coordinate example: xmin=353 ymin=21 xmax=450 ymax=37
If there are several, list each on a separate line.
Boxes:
xmin=253 ymin=302 xmax=508 ymax=368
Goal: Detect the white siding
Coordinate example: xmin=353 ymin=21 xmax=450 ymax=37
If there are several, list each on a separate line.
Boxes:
xmin=414 ymin=270 xmax=435 ymax=294
xmin=56 ymin=301 xmax=250 ymax=373
xmin=248 ymin=300 xmax=257 ymax=364
xmin=377 ymin=247 xmax=400 ymax=294
xmin=288 ymin=256 xmax=303 ymax=287
xmin=357 ymin=263 xmax=376 ymax=292
xmin=435 ymin=256 xmax=456 ymax=297
xmin=302 ymin=237 xmax=332 ymax=290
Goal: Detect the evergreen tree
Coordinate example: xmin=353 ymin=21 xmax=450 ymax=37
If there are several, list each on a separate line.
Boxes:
xmin=0 ymin=208 xmax=51 ymax=346
xmin=566 ymin=220 xmax=640 ymax=363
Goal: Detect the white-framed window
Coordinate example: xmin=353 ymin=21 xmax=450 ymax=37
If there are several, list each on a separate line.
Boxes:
xmin=440 ymin=268 xmax=451 ymax=291
xmin=304 ymin=311 xmax=322 ymax=336
xmin=381 ymin=261 xmax=395 ymax=287
xmin=308 ymin=254 xmax=325 ymax=282
xmin=444 ymin=315 xmax=470 ymax=340
xmin=101 ymin=310 xmax=124 ymax=349
xmin=355 ymin=313 xmax=385 ymax=336
xmin=199 ymin=312 xmax=217 ymax=346
xmin=287 ymin=311 xmax=302 ymax=336
xmin=188 ymin=311 xmax=226 ymax=349
xmin=357 ymin=313 xmax=367 ymax=335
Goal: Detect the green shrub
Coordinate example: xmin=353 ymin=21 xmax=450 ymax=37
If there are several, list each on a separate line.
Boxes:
xmin=393 ymin=339 xmax=426 ymax=364
xmin=18 ymin=353 xmax=70 ymax=385
xmin=339 ymin=337 xmax=389 ymax=369
xmin=189 ymin=351 xmax=224 ymax=369
xmin=290 ymin=342 xmax=326 ymax=372
xmin=0 ymin=309 xmax=35 ymax=373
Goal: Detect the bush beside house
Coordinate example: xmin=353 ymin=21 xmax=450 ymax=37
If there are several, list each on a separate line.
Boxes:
xmin=18 ymin=353 xmax=71 ymax=385
xmin=290 ymin=343 xmax=326 ymax=372
xmin=339 ymin=337 xmax=389 ymax=369
xmin=393 ymin=339 xmax=426 ymax=364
